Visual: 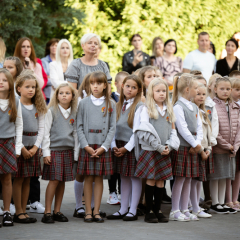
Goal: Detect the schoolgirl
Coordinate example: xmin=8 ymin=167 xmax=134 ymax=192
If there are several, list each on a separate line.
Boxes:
xmin=0 ymin=68 xmax=23 ymax=227
xmin=225 ymin=77 xmax=240 ymax=211
xmin=107 ymin=74 xmax=142 ymax=221
xmin=208 ymin=77 xmax=240 ymax=214
xmin=41 ymin=82 xmax=78 ymax=223
xmin=77 ymin=71 xmax=116 ymax=223
xmin=134 ymin=78 xmax=179 ymax=223
xmin=191 ymin=83 xmax=212 ymax=218
xmin=170 ymin=73 xmax=203 ymax=222
xmin=12 ymin=70 xmax=47 ymax=224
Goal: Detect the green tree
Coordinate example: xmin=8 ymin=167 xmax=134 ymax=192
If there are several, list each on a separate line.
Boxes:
xmin=0 ymin=0 xmax=84 ymax=57
xmin=65 ymin=0 xmax=240 ymax=79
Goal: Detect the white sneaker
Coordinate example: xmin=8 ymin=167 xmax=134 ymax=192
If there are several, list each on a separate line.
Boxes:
xmin=192 ymin=209 xmax=212 ymax=218
xmin=107 ymin=192 xmax=120 ymax=205
xmin=118 ymin=194 xmax=121 ymax=201
xmin=30 ymin=201 xmax=45 ymax=214
xmin=10 ymin=204 xmax=15 ymax=215
xmin=0 ymin=207 xmax=3 ymax=216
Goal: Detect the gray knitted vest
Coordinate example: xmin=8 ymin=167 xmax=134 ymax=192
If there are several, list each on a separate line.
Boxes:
xmin=175 ymin=100 xmax=198 ymax=147
xmin=21 ymin=103 xmax=38 ymax=147
xmin=49 ymin=107 xmax=75 ymax=150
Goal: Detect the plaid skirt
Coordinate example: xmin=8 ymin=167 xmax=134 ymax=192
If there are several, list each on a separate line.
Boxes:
xmin=15 ymin=146 xmax=41 ymax=178
xmin=77 ymin=144 xmax=113 ymax=176
xmin=42 ymin=149 xmax=74 ymax=182
xmin=236 ymin=149 xmax=240 ymax=171
xmin=134 ymin=150 xmax=173 ymax=180
xmin=114 ymin=140 xmax=137 ymax=177
xmin=0 ymin=138 xmax=17 ymax=174
xmin=171 ymin=146 xmax=199 ymax=178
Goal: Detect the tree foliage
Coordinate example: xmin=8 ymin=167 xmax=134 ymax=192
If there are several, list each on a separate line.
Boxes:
xmin=0 ymin=0 xmax=84 ymax=57
xmin=65 ymin=0 xmax=240 ymax=78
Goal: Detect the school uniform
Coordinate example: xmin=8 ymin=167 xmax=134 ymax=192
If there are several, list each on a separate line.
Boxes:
xmin=0 ymin=99 xmax=23 ymax=174
xmin=172 ymin=97 xmax=203 ymax=178
xmin=42 ymin=105 xmax=78 ymax=182
xmin=111 ymin=92 xmax=120 ymax=102
xmin=15 ymin=103 xmax=44 ymax=178
xmin=111 ymin=99 xmax=142 ymax=177
xmin=77 ymin=95 xmax=116 ymax=176
xmin=135 ymin=104 xmax=178 ymax=180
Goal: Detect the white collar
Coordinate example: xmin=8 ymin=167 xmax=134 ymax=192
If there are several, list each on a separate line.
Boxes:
xmin=82 ymin=90 xmax=87 ymax=98
xmin=124 ymin=98 xmax=134 ymax=104
xmin=58 ymin=104 xmax=71 ymax=114
xmin=91 ymin=94 xmax=106 ymax=101
xmin=179 ymin=97 xmax=193 ymax=110
xmin=205 ymin=96 xmax=215 ymax=107
xmin=0 ymin=99 xmax=9 ymax=111
xmin=155 ymin=103 xmax=167 ymax=111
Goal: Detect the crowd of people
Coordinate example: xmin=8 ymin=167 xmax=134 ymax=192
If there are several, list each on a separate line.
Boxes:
xmin=0 ymin=30 xmax=240 ymax=227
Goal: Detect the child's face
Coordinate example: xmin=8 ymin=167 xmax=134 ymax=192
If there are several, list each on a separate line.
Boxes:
xmin=197 ymin=79 xmax=207 ymax=87
xmin=155 ymin=69 xmax=162 ymax=78
xmin=0 ymin=73 xmax=9 ymax=94
xmin=57 ymin=86 xmax=73 ymax=106
xmin=90 ymin=81 xmax=106 ymax=98
xmin=144 ymin=70 xmax=155 ymax=88
xmin=214 ymin=81 xmax=232 ymax=102
xmin=231 ymin=87 xmax=240 ymax=102
xmin=189 ymin=81 xmax=199 ymax=100
xmin=17 ymin=79 xmax=36 ymax=99
xmin=115 ymin=77 xmax=124 ymax=93
xmin=194 ymin=87 xmax=207 ymax=107
xmin=122 ymin=79 xmax=139 ymax=100
xmin=153 ymin=83 xmax=167 ymax=105
xmin=3 ymin=60 xmax=17 ymax=79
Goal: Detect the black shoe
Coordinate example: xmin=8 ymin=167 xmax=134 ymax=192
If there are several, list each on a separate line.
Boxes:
xmin=162 ymin=194 xmax=172 ymax=204
xmin=3 ymin=212 xmax=14 ymax=226
xmin=73 ymin=208 xmax=85 ymax=218
xmin=138 ymin=203 xmax=146 ymax=211
xmin=221 ymin=204 xmax=237 ymax=214
xmin=144 ymin=211 xmax=158 ymax=223
xmin=24 ymin=213 xmax=37 ymax=223
xmin=107 ymin=211 xmax=127 ymax=220
xmin=209 ymin=204 xmax=228 ymax=214
xmin=41 ymin=213 xmax=55 ymax=224
xmin=13 ymin=213 xmax=31 ymax=224
xmin=52 ymin=212 xmax=68 ymax=222
xmin=155 ymin=211 xmax=169 ymax=223
xmin=92 ymin=208 xmax=106 ymax=218
xmin=137 ymin=208 xmax=145 ymax=216
xmin=122 ymin=212 xmax=138 ymax=221
xmin=93 ymin=213 xmax=104 ymax=223
xmin=84 ymin=214 xmax=93 ymax=223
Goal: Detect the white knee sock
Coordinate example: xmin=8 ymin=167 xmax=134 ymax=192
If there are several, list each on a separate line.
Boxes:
xmin=218 ymin=179 xmax=226 ymax=205
xmin=74 ymin=180 xmax=84 ymax=213
xmin=209 ymin=180 xmax=218 ymax=205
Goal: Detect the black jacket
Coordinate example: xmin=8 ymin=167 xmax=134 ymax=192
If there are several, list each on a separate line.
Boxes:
xmin=216 ymin=57 xmax=239 ymax=76
xmin=122 ymin=50 xmax=151 ymax=74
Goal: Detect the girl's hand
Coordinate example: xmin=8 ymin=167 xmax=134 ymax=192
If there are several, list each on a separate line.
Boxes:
xmin=161 ymin=146 xmax=169 ymax=155
xmin=171 ymin=122 xmax=175 ymax=129
xmin=44 ymin=156 xmax=51 ymax=165
xmin=194 ymin=144 xmax=202 ymax=153
xmin=84 ymin=146 xmax=96 ymax=156
xmin=205 ymin=150 xmax=210 ymax=158
xmin=29 ymin=145 xmax=38 ymax=156
xmin=21 ymin=147 xmax=32 ymax=160
xmin=113 ymin=147 xmax=123 ymax=157
xmin=201 ymin=151 xmax=208 ymax=161
xmin=92 ymin=147 xmax=105 ymax=158
xmin=189 ymin=147 xmax=195 ymax=155
xmin=118 ymin=147 xmax=127 ymax=155
xmin=229 ymin=145 xmax=234 ymax=152
xmin=16 ymin=155 xmax=20 ymax=158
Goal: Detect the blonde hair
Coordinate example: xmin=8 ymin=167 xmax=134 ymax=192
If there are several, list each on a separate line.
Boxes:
xmin=133 ymin=68 xmax=142 ymax=76
xmin=230 ymin=77 xmax=240 ymax=89
xmin=15 ymin=70 xmax=47 ymax=115
xmin=215 ymin=76 xmax=232 ymax=102
xmin=78 ymin=73 xmax=91 ymax=99
xmin=172 ymin=73 xmax=196 ymax=105
xmin=146 ymin=78 xmax=176 ymax=122
xmin=48 ymin=82 xmax=78 ymax=114
xmin=0 ymin=38 xmax=6 ymax=63
xmin=152 ymin=66 xmax=163 ymax=78
xmin=56 ymin=39 xmax=73 ymax=65
xmin=208 ymin=73 xmax=221 ymax=95
xmin=116 ymin=75 xmax=142 ymax=128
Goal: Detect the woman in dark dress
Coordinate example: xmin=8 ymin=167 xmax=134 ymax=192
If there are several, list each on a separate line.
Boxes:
xmin=216 ymin=39 xmax=240 ymax=76
xmin=122 ymin=34 xmax=151 ymax=74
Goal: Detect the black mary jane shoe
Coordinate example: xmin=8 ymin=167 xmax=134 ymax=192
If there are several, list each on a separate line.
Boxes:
xmin=107 ymin=211 xmax=127 ymax=220
xmin=73 ymin=208 xmax=85 ymax=218
xmin=52 ymin=211 xmax=68 ymax=222
xmin=24 ymin=213 xmax=37 ymax=223
xmin=93 ymin=213 xmax=104 ymax=223
xmin=155 ymin=211 xmax=169 ymax=223
xmin=92 ymin=208 xmax=106 ymax=218
xmin=144 ymin=211 xmax=158 ymax=223
xmin=3 ymin=212 xmax=14 ymax=226
xmin=122 ymin=212 xmax=138 ymax=221
xmin=41 ymin=213 xmax=55 ymax=224
xmin=13 ymin=213 xmax=31 ymax=224
xmin=84 ymin=214 xmax=93 ymax=223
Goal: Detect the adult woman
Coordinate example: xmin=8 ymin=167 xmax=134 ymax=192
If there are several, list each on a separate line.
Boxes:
xmin=154 ymin=39 xmax=182 ymax=88
xmin=41 ymin=38 xmax=59 ymax=102
xmin=216 ymin=39 xmax=239 ymax=77
xmin=208 ymin=42 xmax=216 ymax=56
xmin=65 ymin=33 xmax=111 ymax=89
xmin=150 ymin=37 xmax=164 ymax=65
xmin=13 ymin=37 xmax=44 ymax=89
xmin=49 ymin=39 xmax=73 ymax=98
xmin=122 ymin=34 xmax=151 ymax=74
xmin=0 ymin=38 xmax=6 ymax=68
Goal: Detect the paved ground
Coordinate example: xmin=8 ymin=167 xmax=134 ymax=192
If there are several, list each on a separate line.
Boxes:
xmin=1 ymin=180 xmax=239 ymax=240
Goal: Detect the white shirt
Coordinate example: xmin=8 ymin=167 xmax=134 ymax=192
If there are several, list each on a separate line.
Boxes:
xmin=42 ymin=104 xmax=79 ymax=160
xmin=115 ymin=91 xmax=120 ymax=96
xmin=173 ymin=97 xmax=203 ymax=148
xmin=21 ymin=104 xmax=44 ymax=149
xmin=183 ymin=49 xmax=216 ymax=82
xmin=0 ymin=99 xmax=23 ymax=155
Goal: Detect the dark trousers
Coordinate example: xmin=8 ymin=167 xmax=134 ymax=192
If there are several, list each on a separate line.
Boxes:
xmin=28 ymin=176 xmax=40 ymax=203
xmin=108 ymin=173 xmax=121 ymax=194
